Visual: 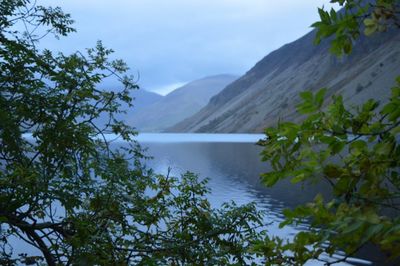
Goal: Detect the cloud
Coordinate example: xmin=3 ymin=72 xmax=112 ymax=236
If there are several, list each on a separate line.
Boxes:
xmin=149 ymin=82 xmax=188 ymax=96
xmin=39 ymin=0 xmax=337 ymax=93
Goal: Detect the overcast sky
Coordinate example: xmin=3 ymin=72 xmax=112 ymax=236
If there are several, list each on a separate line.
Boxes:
xmin=40 ymin=0 xmax=335 ymax=95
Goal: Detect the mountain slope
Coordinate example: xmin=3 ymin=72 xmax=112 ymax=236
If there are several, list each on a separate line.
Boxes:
xmin=92 ymin=88 xmax=162 ymax=129
xmin=127 ymin=74 xmax=237 ymax=132
xmin=169 ymin=29 xmax=400 ymax=133
xmin=132 ymin=89 xmax=163 ymax=110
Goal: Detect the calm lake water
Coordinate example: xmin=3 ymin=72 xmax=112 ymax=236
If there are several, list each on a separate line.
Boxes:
xmin=14 ymin=133 xmax=374 ymax=264
xmin=137 ymin=133 xmax=373 ymax=266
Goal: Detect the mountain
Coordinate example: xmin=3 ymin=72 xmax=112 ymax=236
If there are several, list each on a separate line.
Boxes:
xmin=131 ymin=89 xmax=163 ymax=111
xmin=169 ymin=29 xmax=400 ymax=133
xmin=127 ymin=74 xmax=237 ymax=132
xmin=93 ymin=88 xmax=163 ymax=129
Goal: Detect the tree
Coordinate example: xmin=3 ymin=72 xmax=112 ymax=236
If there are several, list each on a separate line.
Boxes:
xmin=313 ymin=0 xmax=400 ymax=55
xmin=0 ymin=1 xmax=264 ymax=265
xmin=255 ymin=0 xmax=400 ymax=265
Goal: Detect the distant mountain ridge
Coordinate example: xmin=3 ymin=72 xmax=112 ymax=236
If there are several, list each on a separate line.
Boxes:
xmin=131 ymin=89 xmax=163 ymax=110
xmin=127 ymin=74 xmax=237 ymax=132
xmin=92 ymin=88 xmax=162 ymax=129
xmin=168 ymin=28 xmax=400 ymax=133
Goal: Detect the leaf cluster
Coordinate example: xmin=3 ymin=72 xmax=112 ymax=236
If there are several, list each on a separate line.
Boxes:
xmin=258 ymin=81 xmax=400 ymax=264
xmin=312 ymin=0 xmax=400 ymax=55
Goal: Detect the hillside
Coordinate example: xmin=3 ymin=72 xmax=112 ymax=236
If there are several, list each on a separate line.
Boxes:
xmin=92 ymin=88 xmax=162 ymax=129
xmin=169 ymin=29 xmax=400 ymax=133
xmin=127 ymin=74 xmax=237 ymax=132
xmin=131 ymin=89 xmax=163 ymax=111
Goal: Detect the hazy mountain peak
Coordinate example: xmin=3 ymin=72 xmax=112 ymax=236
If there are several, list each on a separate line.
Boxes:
xmin=127 ymin=74 xmax=238 ymax=132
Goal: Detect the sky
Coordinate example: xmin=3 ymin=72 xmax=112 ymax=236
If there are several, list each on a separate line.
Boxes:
xmin=40 ymin=0 xmax=336 ymax=95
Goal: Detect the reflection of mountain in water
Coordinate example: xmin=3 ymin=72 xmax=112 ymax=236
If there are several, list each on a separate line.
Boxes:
xmin=142 ymin=141 xmax=333 ymax=209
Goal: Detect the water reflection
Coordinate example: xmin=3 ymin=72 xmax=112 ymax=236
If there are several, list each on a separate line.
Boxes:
xmin=142 ymin=141 xmax=332 ymax=210
xmin=140 ymin=137 xmax=372 ymax=266
xmin=15 ymin=133 xmax=373 ymax=265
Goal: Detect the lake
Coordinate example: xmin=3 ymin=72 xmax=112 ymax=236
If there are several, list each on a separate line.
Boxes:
xmin=13 ymin=133 xmax=375 ymax=265
xmin=137 ymin=133 xmax=372 ymax=266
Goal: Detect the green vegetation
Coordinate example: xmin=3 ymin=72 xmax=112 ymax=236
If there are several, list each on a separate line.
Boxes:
xmin=256 ymin=0 xmax=400 ymax=264
xmin=1 ymin=0 xmax=399 ymax=265
xmin=313 ymin=0 xmax=400 ymax=55
xmin=0 ymin=1 xmax=262 ymax=265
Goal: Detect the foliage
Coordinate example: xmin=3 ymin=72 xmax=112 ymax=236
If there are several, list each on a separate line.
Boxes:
xmin=312 ymin=0 xmax=400 ymax=55
xmin=257 ymin=0 xmax=400 ymax=264
xmin=257 ymin=85 xmax=400 ymax=264
xmin=0 ymin=1 xmax=264 ymax=265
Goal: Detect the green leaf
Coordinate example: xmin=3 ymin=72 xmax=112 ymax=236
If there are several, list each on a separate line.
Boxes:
xmin=364 ymin=25 xmax=378 ymax=36
xmin=343 ymin=39 xmax=352 ymax=54
xmin=261 ymin=172 xmax=281 ymax=187
xmin=374 ymin=142 xmax=393 ymax=155
xmin=342 ymin=220 xmax=364 ymax=234
xmin=350 ymin=140 xmax=367 ymax=155
xmin=323 ymin=164 xmax=342 ymax=178
xmin=334 ymin=176 xmax=352 ymax=195
xmin=330 ymin=140 xmax=346 ymax=154
xmin=396 ymin=76 xmax=400 ymax=85
xmin=291 ymin=173 xmax=306 ymax=184
xmin=391 ymin=87 xmax=400 ymax=97
xmin=363 ymin=18 xmax=376 ymax=26
xmin=315 ymin=88 xmax=327 ymax=108
xmin=299 ymin=91 xmax=313 ymax=102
